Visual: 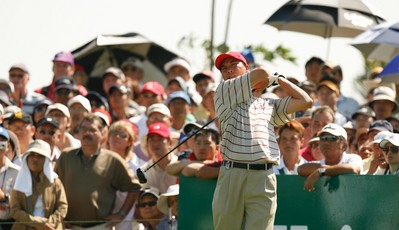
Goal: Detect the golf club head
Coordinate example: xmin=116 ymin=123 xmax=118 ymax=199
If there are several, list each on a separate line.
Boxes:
xmin=136 ymin=168 xmax=147 ymax=184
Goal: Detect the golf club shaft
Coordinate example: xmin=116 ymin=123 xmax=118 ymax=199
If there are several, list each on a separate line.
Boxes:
xmin=143 ymin=118 xmax=216 ymax=172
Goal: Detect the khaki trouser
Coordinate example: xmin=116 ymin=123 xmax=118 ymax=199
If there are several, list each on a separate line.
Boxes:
xmin=212 ymin=166 xmax=277 ymax=230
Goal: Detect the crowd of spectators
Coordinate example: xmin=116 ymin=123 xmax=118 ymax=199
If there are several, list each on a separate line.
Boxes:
xmin=0 ymin=49 xmax=397 ymax=229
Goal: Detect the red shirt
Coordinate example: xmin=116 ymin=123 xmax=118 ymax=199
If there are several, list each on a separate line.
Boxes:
xmin=300 ymin=146 xmax=316 ymax=161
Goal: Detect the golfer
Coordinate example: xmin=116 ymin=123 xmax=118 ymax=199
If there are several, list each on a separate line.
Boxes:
xmin=212 ymin=51 xmax=313 ymax=230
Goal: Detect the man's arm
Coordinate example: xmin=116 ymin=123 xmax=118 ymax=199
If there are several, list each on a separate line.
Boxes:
xmin=166 ymin=160 xmax=191 ymax=176
xmin=278 ymin=77 xmax=313 ymax=114
xmin=195 ymin=165 xmax=220 ymax=179
xmin=105 ymin=191 xmax=138 ymax=227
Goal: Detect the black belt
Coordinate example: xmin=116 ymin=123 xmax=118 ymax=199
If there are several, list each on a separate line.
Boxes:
xmin=222 ymin=161 xmax=273 ymax=170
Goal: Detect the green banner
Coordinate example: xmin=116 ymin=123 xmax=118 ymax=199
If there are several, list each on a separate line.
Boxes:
xmin=179 ymin=175 xmax=399 ymax=230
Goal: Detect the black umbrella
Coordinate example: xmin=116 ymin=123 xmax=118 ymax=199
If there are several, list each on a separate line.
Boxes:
xmin=265 ymin=0 xmax=385 ymax=38
xmin=71 ymin=32 xmax=178 ymax=91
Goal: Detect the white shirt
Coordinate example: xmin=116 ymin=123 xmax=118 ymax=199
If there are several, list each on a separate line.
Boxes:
xmin=320 ymin=152 xmax=364 ymax=173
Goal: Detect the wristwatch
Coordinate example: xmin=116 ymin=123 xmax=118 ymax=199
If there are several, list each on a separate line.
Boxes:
xmin=318 ymin=167 xmax=326 ymax=176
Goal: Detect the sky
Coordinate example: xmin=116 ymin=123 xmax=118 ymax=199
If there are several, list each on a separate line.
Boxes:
xmin=0 ymin=0 xmax=397 ymax=103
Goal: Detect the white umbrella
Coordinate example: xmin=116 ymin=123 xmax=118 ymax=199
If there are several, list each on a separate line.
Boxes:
xmin=350 ymin=20 xmax=399 ymax=62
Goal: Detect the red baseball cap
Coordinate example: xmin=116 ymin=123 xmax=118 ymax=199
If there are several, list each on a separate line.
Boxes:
xmin=215 ymin=51 xmax=248 ymax=70
xmin=147 ymin=122 xmax=170 ymax=138
xmin=141 ymin=81 xmax=165 ymax=96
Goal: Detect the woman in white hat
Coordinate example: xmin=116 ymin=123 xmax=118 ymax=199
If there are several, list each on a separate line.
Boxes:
xmin=10 ymin=140 xmax=67 ymax=230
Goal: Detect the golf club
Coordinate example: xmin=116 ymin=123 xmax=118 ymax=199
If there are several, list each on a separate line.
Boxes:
xmin=136 ymin=118 xmax=216 ymax=183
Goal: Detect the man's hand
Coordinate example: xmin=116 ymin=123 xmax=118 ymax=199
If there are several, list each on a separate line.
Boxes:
xmin=304 ymin=170 xmax=321 ymax=192
xmin=43 ymin=223 xmax=56 ymax=230
xmin=105 ymin=213 xmax=125 ymax=228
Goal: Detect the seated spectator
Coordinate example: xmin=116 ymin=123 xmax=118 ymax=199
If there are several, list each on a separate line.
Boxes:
xmin=157 ymin=184 xmax=179 ymax=230
xmin=166 ymin=128 xmax=221 ymax=177
xmin=133 ymin=187 xmax=168 ymax=230
xmin=366 ymin=131 xmax=391 ymax=175
xmin=10 ymin=140 xmax=67 ymax=230
xmin=298 ymin=124 xmax=363 ymax=192
xmin=379 ymin=133 xmax=399 ymax=175
xmin=274 ymin=120 xmax=308 ymax=175
xmin=67 ymin=95 xmax=91 ymax=138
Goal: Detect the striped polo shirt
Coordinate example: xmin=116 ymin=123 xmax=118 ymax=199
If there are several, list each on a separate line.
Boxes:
xmin=214 ymin=72 xmax=293 ymax=164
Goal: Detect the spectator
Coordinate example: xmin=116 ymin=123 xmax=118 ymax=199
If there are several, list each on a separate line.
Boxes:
xmin=54 ymin=77 xmax=79 ymax=106
xmin=8 ymin=63 xmax=46 ymax=114
xmin=274 ymin=120 xmax=307 ymax=175
xmin=193 ymin=70 xmax=215 ymax=121
xmin=120 ymin=57 xmax=144 ymax=102
xmin=0 ymin=127 xmax=19 ymax=230
xmin=166 ymin=128 xmax=221 ymax=177
xmin=304 ymin=56 xmax=324 ymax=86
xmin=200 ymin=83 xmax=219 ymax=131
xmin=55 ymin=114 xmax=141 ymax=229
xmin=130 ymin=81 xmax=166 ymax=141
xmin=102 ymin=67 xmax=126 ymax=97
xmin=85 ymin=91 xmax=109 ymax=111
xmin=32 ymin=99 xmax=53 ymax=126
xmin=5 ymin=130 xmax=22 ymax=167
xmin=45 ymin=103 xmax=81 ymax=151
xmin=67 ymin=95 xmax=91 ymax=138
xmin=157 ymin=184 xmax=179 ymax=230
xmin=11 ymin=140 xmax=67 ymax=230
xmin=298 ymin=124 xmax=363 ymax=192
xmin=368 ymin=131 xmax=392 ymax=175
xmin=34 ymin=117 xmax=61 ymax=165
xmin=108 ymin=84 xmax=138 ymax=121
xmin=165 ymin=77 xmax=187 ymax=97
xmin=368 ymin=86 xmax=397 ymax=120
xmin=308 ymin=136 xmax=323 ymax=161
xmin=107 ymin=120 xmax=143 ymax=230
xmin=315 ymin=78 xmax=347 ymax=126
xmin=166 ymin=91 xmax=195 ymax=131
xmin=35 ymin=51 xmax=76 ymax=101
xmin=6 ymin=112 xmax=35 ymax=154
xmin=351 ymin=106 xmax=375 ymax=130
xmin=133 ymin=187 xmax=168 ymax=230
xmin=367 ymin=120 xmax=393 ymax=142
xmin=300 ymin=106 xmax=335 ymax=161
xmin=142 ymin=122 xmax=178 ymax=193
xmin=379 ymin=133 xmax=399 ymax=175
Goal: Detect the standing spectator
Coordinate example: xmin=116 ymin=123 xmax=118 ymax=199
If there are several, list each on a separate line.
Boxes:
xmin=351 ymin=106 xmax=375 ymax=130
xmin=274 ymin=120 xmax=307 ymax=175
xmin=193 ymin=70 xmax=215 ymax=121
xmin=45 ymin=103 xmax=80 ymax=151
xmin=67 ymin=95 xmax=91 ymax=138
xmin=107 ymin=120 xmax=143 ymax=230
xmin=212 ymin=51 xmax=312 ymax=230
xmin=53 ymin=77 xmax=79 ymax=106
xmin=165 ymin=77 xmax=187 ymax=97
xmin=5 ymin=130 xmax=22 ymax=167
xmin=8 ymin=64 xmax=46 ymax=114
xmin=11 ymin=140 xmax=67 ymax=230
xmin=54 ymin=114 xmax=141 ymax=229
xmin=142 ymin=122 xmax=178 ymax=193
xmin=368 ymin=86 xmax=397 ymax=120
xmin=108 ymin=84 xmax=137 ymax=121
xmin=32 ymin=99 xmax=53 ymax=126
xmin=102 ymin=67 xmax=126 ymax=97
xmin=120 ymin=57 xmax=144 ymax=102
xmin=130 ymin=82 xmax=166 ymax=141
xmin=298 ymin=124 xmax=363 ymax=191
xmin=85 ymin=91 xmax=109 ymax=111
xmin=6 ymin=112 xmax=35 ymax=154
xmin=35 ymin=51 xmax=75 ymax=101
xmin=34 ymin=117 xmax=61 ymax=164
xmin=304 ymin=56 xmax=324 ymax=86
xmin=166 ymin=91 xmax=194 ymax=131
xmin=0 ymin=127 xmax=19 ymax=230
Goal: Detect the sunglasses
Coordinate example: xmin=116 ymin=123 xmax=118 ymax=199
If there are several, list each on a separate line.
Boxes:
xmin=109 ymin=130 xmax=128 ymax=138
xmin=319 ymin=134 xmax=340 ymax=142
xmin=381 ymin=146 xmax=399 ymax=154
xmin=137 ymin=201 xmax=157 ymax=208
